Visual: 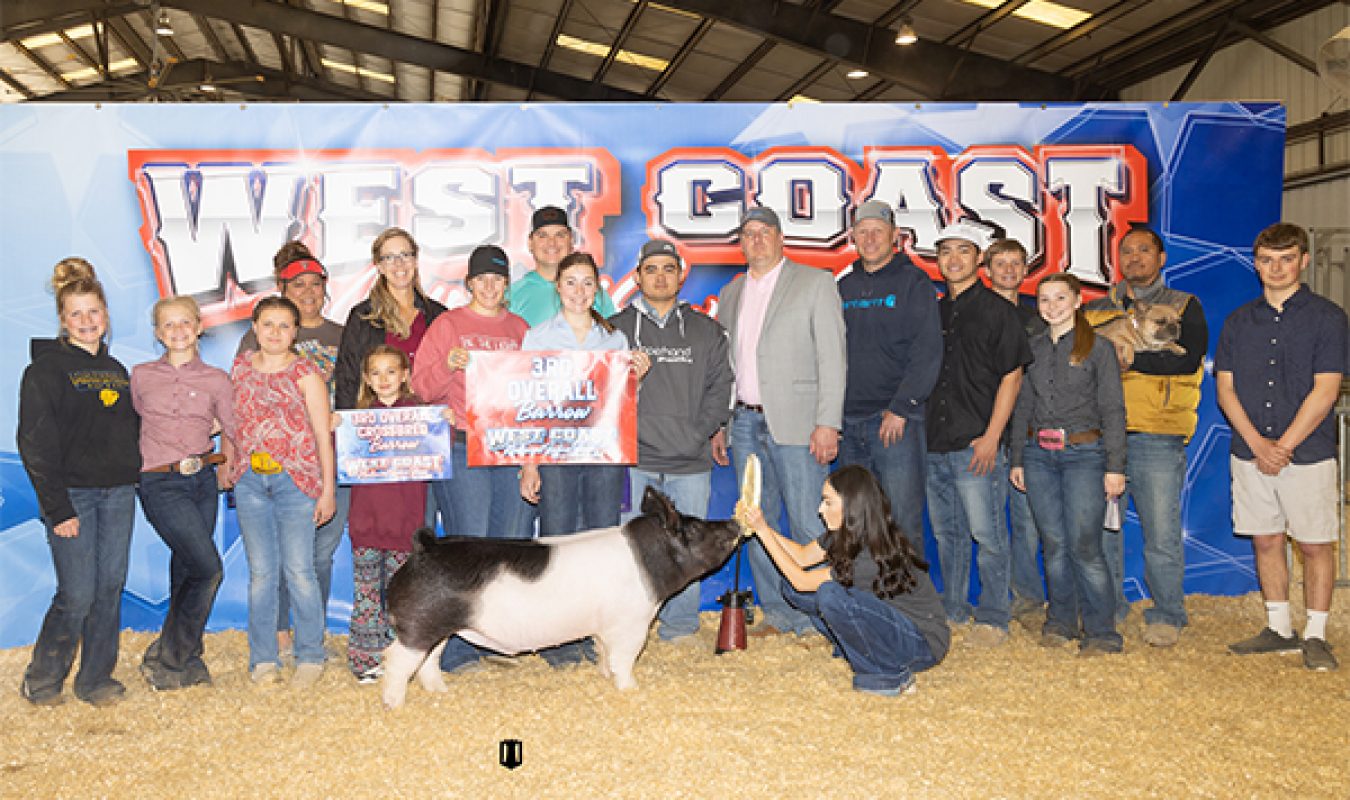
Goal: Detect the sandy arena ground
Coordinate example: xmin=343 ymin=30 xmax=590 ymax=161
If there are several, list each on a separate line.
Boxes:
xmin=3 ymin=589 xmax=1348 ymax=799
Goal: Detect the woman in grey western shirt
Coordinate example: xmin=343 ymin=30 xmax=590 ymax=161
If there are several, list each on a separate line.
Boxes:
xmin=1009 ymin=273 xmax=1126 ymax=657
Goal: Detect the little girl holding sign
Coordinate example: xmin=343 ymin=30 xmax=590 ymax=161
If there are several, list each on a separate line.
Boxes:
xmin=345 ymin=345 xmax=432 ymax=683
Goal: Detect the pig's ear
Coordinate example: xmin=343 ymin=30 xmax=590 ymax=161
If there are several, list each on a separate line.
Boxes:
xmin=641 ymin=486 xmax=682 ymax=530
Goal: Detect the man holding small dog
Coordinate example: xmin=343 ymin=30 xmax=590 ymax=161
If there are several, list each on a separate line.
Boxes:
xmin=1216 ymin=222 xmax=1346 ymax=671
xmin=1085 ymin=226 xmax=1208 ymax=647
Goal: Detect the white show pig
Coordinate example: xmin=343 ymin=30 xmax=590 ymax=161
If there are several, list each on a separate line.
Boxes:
xmin=382 ymin=487 xmax=742 ymax=708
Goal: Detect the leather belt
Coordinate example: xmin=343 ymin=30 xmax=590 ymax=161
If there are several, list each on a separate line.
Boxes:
xmin=736 ymin=402 xmax=765 ymax=414
xmin=1029 ymin=428 xmax=1102 ymax=445
xmin=143 ymin=452 xmax=227 ymax=475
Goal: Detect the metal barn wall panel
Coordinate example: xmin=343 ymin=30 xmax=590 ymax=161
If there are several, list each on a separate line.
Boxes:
xmin=1121 ymin=4 xmax=1349 ymax=230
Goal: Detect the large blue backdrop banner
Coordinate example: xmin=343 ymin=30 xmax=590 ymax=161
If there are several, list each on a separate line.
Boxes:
xmin=0 ymin=102 xmax=1284 ymax=649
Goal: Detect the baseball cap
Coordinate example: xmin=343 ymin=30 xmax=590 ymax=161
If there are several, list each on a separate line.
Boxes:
xmin=638 ymin=238 xmax=682 ymax=265
xmin=277 ymin=257 xmax=327 ymax=282
xmin=466 ymin=245 xmax=511 ymax=279
xmin=738 ymin=206 xmax=781 ymax=232
xmin=531 ymin=206 xmax=570 ymax=233
xmin=935 ymin=219 xmax=995 ymax=251
xmin=853 ymin=200 xmax=895 ymax=226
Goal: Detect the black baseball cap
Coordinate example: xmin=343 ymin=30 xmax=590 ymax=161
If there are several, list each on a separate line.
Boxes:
xmin=467 ymin=245 xmax=511 ymax=279
xmin=531 ymin=206 xmax=570 ymax=233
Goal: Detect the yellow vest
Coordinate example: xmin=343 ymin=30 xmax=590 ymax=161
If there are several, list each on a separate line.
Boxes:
xmin=1084 ymin=285 xmax=1203 ymax=442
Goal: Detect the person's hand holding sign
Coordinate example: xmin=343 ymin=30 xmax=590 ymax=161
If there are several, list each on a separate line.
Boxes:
xmin=447 ymin=347 xmax=470 ymax=371
xmin=630 ymin=350 xmax=651 ymax=380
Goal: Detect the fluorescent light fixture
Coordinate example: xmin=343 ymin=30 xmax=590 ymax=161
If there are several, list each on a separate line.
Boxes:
xmin=962 ymin=0 xmax=1091 ymax=30
xmin=895 ymin=19 xmax=918 ymax=46
xmin=846 ymin=69 xmax=870 ymax=79
xmin=61 ymin=57 xmax=139 ymax=82
xmin=155 ymin=11 xmax=174 ymax=37
xmin=318 ymin=0 xmax=391 ymax=14
xmin=321 ymin=57 xmax=397 ymax=84
xmin=789 ymin=95 xmax=819 ymax=104
xmin=22 ymin=24 xmax=96 ymax=49
xmin=648 ymin=2 xmax=701 ymax=20
xmin=555 ymin=34 xmax=669 ymax=73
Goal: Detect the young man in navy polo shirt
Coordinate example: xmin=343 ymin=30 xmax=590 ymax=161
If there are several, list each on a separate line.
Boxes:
xmin=1216 ymin=222 xmax=1348 ymax=672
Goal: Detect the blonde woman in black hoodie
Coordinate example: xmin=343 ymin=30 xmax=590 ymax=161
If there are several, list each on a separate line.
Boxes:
xmin=18 ymin=258 xmax=141 ymax=707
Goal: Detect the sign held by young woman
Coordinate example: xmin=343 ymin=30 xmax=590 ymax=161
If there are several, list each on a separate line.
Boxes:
xmin=465 ymin=351 xmax=637 ymax=465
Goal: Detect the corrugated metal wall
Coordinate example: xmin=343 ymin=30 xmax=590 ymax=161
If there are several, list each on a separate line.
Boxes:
xmin=1121 ymin=4 xmax=1349 ymax=231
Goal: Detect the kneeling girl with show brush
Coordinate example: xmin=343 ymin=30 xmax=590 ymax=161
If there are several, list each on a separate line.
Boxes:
xmin=739 ymin=465 xmax=949 ymax=696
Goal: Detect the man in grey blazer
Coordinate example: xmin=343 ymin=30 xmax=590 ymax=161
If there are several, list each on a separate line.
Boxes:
xmin=711 ymin=206 xmax=847 ymax=636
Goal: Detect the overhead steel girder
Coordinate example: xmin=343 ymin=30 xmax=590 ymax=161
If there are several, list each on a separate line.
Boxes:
xmin=3 ymin=0 xmax=647 ymax=101
xmin=31 ymin=57 xmax=391 ymax=101
xmin=655 ymin=0 xmax=1106 ymax=100
xmin=158 ymin=0 xmax=646 ymax=101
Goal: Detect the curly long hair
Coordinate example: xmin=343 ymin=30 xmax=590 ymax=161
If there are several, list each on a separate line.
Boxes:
xmin=822 ymin=465 xmax=927 ymax=598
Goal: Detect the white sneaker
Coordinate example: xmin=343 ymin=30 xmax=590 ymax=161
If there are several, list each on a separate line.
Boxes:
xmin=355 ymin=667 xmax=383 ymax=685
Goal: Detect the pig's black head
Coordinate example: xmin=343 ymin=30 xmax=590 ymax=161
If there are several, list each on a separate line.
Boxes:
xmin=628 ymin=487 xmax=743 ymax=602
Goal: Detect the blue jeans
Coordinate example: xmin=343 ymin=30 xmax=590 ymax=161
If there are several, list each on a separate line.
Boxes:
xmin=729 ymin=407 xmax=828 ymax=635
xmin=1105 ymin=433 xmax=1189 ymax=628
xmin=23 ymin=485 xmax=136 ymax=702
xmin=841 ymin=411 xmax=927 ymax=551
xmin=277 ymin=483 xmax=350 ymax=632
xmin=1004 ymin=458 xmax=1046 ymax=606
xmin=234 ymin=471 xmax=325 ymax=668
xmin=433 ymin=439 xmax=533 ymax=539
xmin=925 ymin=448 xmax=1011 ymax=628
xmin=137 ymin=469 xmax=222 ymax=678
xmin=626 ymin=469 xmax=713 ymax=640
xmin=783 ymin=580 xmax=937 ymax=693
xmin=1023 ymin=442 xmax=1121 ymax=648
xmin=537 ymin=464 xmax=626 ymax=537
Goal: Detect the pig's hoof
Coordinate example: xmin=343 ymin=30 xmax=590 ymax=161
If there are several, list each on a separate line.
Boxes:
xmin=418 ymin=674 xmax=449 ymax=693
xmin=382 ymin=692 xmax=406 ymax=710
xmin=613 ymin=675 xmax=638 ymax=691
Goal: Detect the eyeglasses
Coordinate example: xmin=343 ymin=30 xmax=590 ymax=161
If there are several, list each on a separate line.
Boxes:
xmin=379 ymin=251 xmax=416 ymax=265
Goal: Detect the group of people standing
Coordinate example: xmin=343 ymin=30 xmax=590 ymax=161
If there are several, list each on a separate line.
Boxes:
xmin=15 ymin=197 xmax=1345 ymax=707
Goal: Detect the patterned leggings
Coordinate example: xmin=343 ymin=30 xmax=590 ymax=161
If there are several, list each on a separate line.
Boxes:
xmin=348 ymin=547 xmax=410 ymax=676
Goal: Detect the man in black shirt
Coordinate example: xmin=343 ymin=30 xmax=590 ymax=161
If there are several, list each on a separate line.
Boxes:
xmin=925 ymin=221 xmax=1032 ymax=646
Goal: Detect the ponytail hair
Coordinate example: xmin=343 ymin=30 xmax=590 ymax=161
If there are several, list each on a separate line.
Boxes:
xmin=1037 ymin=272 xmax=1094 ymax=366
xmin=556 ymin=252 xmax=615 ymax=334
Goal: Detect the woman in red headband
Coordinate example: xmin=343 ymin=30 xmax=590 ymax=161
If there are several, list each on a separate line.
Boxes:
xmin=236 ymin=241 xmax=346 ymax=661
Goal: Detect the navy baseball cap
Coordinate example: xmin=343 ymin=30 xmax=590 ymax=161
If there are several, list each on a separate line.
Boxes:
xmin=531 ymin=206 xmax=570 ymax=233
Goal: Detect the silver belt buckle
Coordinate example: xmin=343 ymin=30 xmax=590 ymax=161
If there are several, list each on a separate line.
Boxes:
xmin=177 ymin=455 xmax=204 ymax=476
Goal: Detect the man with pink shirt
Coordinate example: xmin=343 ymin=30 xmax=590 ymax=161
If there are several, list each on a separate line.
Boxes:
xmin=712 ymin=206 xmax=847 ymax=636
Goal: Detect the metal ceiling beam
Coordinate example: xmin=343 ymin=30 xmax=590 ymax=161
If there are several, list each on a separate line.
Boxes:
xmin=104 ymin=15 xmax=149 ymax=69
xmin=1060 ymin=0 xmax=1247 ymax=79
xmin=945 ymin=1 xmax=1029 ymax=49
xmin=1070 ymin=0 xmax=1335 ymax=90
xmin=7 ymin=0 xmax=647 ymax=101
xmin=228 ymin=22 xmax=262 ymax=68
xmin=0 ymin=68 xmax=37 ymax=100
xmin=775 ymin=58 xmax=833 ymax=102
xmin=1011 ymin=0 xmax=1149 ymax=67
xmin=592 ymin=0 xmax=647 ymax=85
xmin=705 ymin=39 xmax=774 ymax=101
xmin=10 ymin=40 xmax=74 ymax=89
xmin=658 ymin=0 xmax=1101 ymax=99
xmin=644 ymin=16 xmax=712 ymax=99
xmin=192 ymin=13 xmax=230 ymax=63
xmin=1 ymin=1 xmax=141 ymax=41
xmin=472 ymin=0 xmax=507 ymax=100
xmin=528 ymin=0 xmax=575 ymax=100
xmin=31 ymin=57 xmax=390 ymax=101
xmin=1230 ymin=18 xmax=1318 ymax=74
xmin=1170 ymin=11 xmax=1233 ymax=101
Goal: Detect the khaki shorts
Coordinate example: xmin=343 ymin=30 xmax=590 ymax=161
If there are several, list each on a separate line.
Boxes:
xmin=1231 ymin=456 xmax=1339 ymax=544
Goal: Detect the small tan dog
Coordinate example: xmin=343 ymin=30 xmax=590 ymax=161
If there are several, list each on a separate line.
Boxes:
xmin=1094 ymin=301 xmax=1186 ymax=367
